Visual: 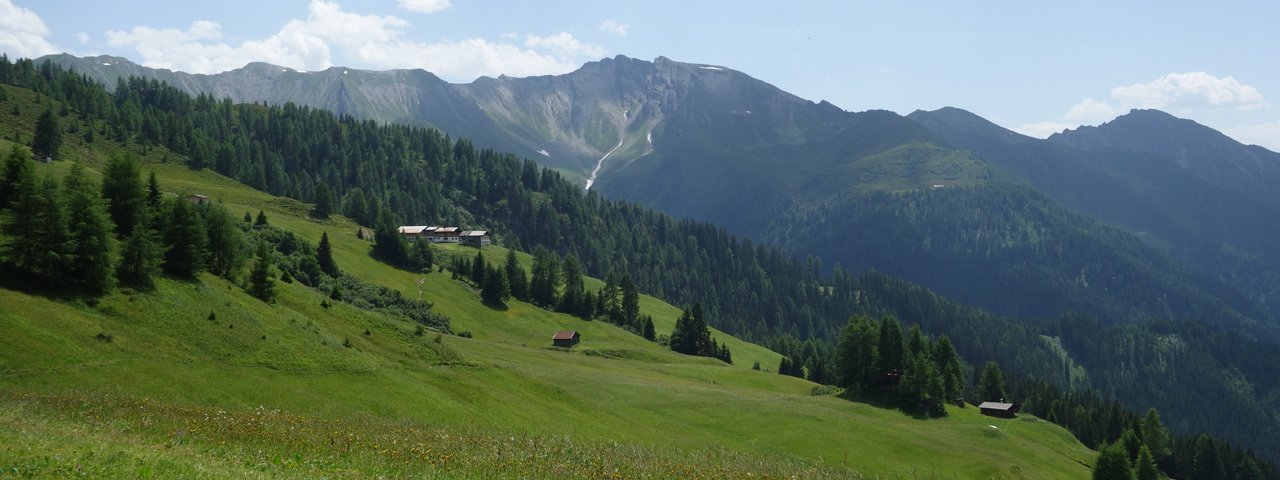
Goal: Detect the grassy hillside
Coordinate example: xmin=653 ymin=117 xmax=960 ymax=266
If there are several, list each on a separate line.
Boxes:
xmin=0 ymin=85 xmax=1095 ymax=478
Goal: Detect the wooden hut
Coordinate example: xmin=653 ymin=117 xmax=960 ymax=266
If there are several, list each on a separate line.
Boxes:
xmin=978 ymin=401 xmax=1019 ymax=419
xmin=552 ymin=330 xmax=580 ymax=348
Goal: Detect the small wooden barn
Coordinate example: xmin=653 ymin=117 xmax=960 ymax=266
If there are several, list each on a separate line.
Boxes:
xmin=460 ymin=230 xmax=492 ymax=247
xmin=552 ymin=330 xmax=580 ymax=348
xmin=978 ymin=401 xmax=1019 ymax=419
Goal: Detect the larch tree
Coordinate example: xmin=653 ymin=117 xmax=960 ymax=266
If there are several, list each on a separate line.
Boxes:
xmin=162 ymin=197 xmax=207 ymax=278
xmin=100 ymin=153 xmax=146 ymax=238
xmin=63 ymin=162 xmax=116 ymax=294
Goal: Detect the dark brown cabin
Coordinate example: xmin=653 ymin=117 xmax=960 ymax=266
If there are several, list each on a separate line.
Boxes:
xmin=552 ymin=330 xmax=580 ymax=348
xmin=978 ymin=401 xmax=1019 ymax=419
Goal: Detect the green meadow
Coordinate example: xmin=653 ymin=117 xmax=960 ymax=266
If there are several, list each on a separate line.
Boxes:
xmin=0 ymin=85 xmax=1095 ymax=478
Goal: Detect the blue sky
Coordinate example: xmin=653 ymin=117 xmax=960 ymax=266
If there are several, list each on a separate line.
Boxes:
xmin=3 ymin=0 xmax=1279 ymax=150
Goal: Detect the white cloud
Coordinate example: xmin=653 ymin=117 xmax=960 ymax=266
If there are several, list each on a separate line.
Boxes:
xmin=1111 ymin=72 xmax=1267 ymax=110
xmin=355 ymin=38 xmax=584 ymax=79
xmin=1013 ymin=122 xmax=1075 ymax=139
xmin=0 ymin=0 xmax=59 ymax=58
xmin=1018 ymin=72 xmax=1270 ymax=139
xmin=76 ymin=32 xmax=89 ymax=44
xmin=598 ymin=19 xmax=629 ymax=37
xmin=1224 ymin=121 xmax=1280 ymax=152
xmin=104 ymin=0 xmax=604 ymax=80
xmin=1064 ymin=97 xmax=1117 ymax=122
xmin=525 ymin=32 xmax=604 ymax=58
xmin=398 ymin=0 xmax=451 ymax=14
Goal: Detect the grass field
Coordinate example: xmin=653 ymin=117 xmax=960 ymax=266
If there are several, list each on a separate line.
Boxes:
xmin=0 ymin=84 xmax=1096 ymax=478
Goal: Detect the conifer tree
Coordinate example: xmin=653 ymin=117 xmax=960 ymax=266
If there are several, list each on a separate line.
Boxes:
xmin=876 ymin=316 xmax=905 ymax=386
xmin=317 ymin=231 xmax=339 ymax=276
xmin=470 ymin=250 xmax=487 ymax=285
xmin=978 ymin=361 xmax=1007 ymax=403
xmin=931 ymin=335 xmax=964 ymax=400
xmin=254 ymin=209 xmax=269 ymax=227
xmin=33 ymin=107 xmax=62 ymax=159
xmin=2 ymin=171 xmax=70 ymax=284
xmin=1139 ymin=408 xmax=1171 ymax=461
xmin=100 ymin=153 xmax=146 ymax=238
xmin=481 ymin=265 xmax=510 ymax=306
xmin=620 ymin=274 xmax=640 ymax=328
xmin=247 ymin=240 xmax=276 ymax=302
xmin=409 ymin=238 xmax=433 ymax=272
xmin=371 ymin=208 xmax=408 ymax=266
xmin=204 ymin=202 xmax=245 ymax=278
xmin=1134 ymin=445 xmax=1159 ymax=480
xmin=1092 ymin=443 xmax=1134 ymax=480
xmin=529 ymin=247 xmax=559 ymax=308
xmin=836 ymin=315 xmax=879 ymax=391
xmin=0 ymin=144 xmax=32 ymax=208
xmin=310 ymin=183 xmax=333 ymax=219
xmin=117 ymin=222 xmax=161 ymax=289
xmin=145 ymin=171 xmax=162 ymax=210
xmin=504 ymin=249 xmax=528 ymax=301
xmin=63 ymin=162 xmax=116 ymax=293
xmin=557 ymin=254 xmax=585 ymax=315
xmin=600 ymin=272 xmax=619 ymax=322
xmin=1191 ymin=435 xmax=1226 ymax=480
xmin=162 ymin=197 xmax=206 ymax=278
xmin=642 ymin=315 xmax=656 ymax=341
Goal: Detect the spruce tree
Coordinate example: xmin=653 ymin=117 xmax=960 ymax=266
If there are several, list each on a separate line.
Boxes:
xmin=409 ymin=238 xmax=432 ymax=272
xmin=978 ymin=361 xmax=1007 ymax=403
xmin=600 ymin=273 xmax=619 ymax=322
xmin=63 ymin=163 xmax=116 ymax=294
xmin=310 ymin=183 xmax=333 ymax=219
xmin=247 ymin=241 xmax=276 ymax=302
xmin=100 ymin=153 xmax=146 ymax=238
xmin=317 ymin=231 xmax=339 ymax=276
xmin=931 ymin=336 xmax=964 ymax=400
xmin=1134 ymin=446 xmax=1159 ymax=480
xmin=1139 ymin=408 xmax=1171 ymax=461
xmin=370 ymin=208 xmax=408 ymax=266
xmin=33 ymin=107 xmax=62 ymax=159
xmin=145 ymin=171 xmax=162 ymax=210
xmin=642 ymin=315 xmax=656 ymax=341
xmin=470 ymin=250 xmax=487 ymax=285
xmin=0 ymin=144 xmax=32 ymax=208
xmin=504 ymin=249 xmax=528 ymax=301
xmin=254 ymin=209 xmax=269 ymax=227
xmin=481 ymin=265 xmax=510 ymax=306
xmin=1092 ymin=443 xmax=1134 ymax=480
xmin=1191 ymin=435 xmax=1225 ymax=480
xmin=620 ymin=274 xmax=640 ymax=328
xmin=557 ymin=254 xmax=585 ymax=315
xmin=876 ymin=316 xmax=905 ymax=387
xmin=836 ymin=315 xmax=879 ymax=391
xmin=529 ymin=247 xmax=559 ymax=308
xmin=162 ymin=197 xmax=206 ymax=278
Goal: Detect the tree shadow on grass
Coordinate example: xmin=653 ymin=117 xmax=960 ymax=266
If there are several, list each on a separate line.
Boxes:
xmin=836 ymin=389 xmax=932 ymax=420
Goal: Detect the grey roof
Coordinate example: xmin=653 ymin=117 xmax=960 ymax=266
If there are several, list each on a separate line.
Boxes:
xmin=978 ymin=402 xmax=1015 ymax=410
